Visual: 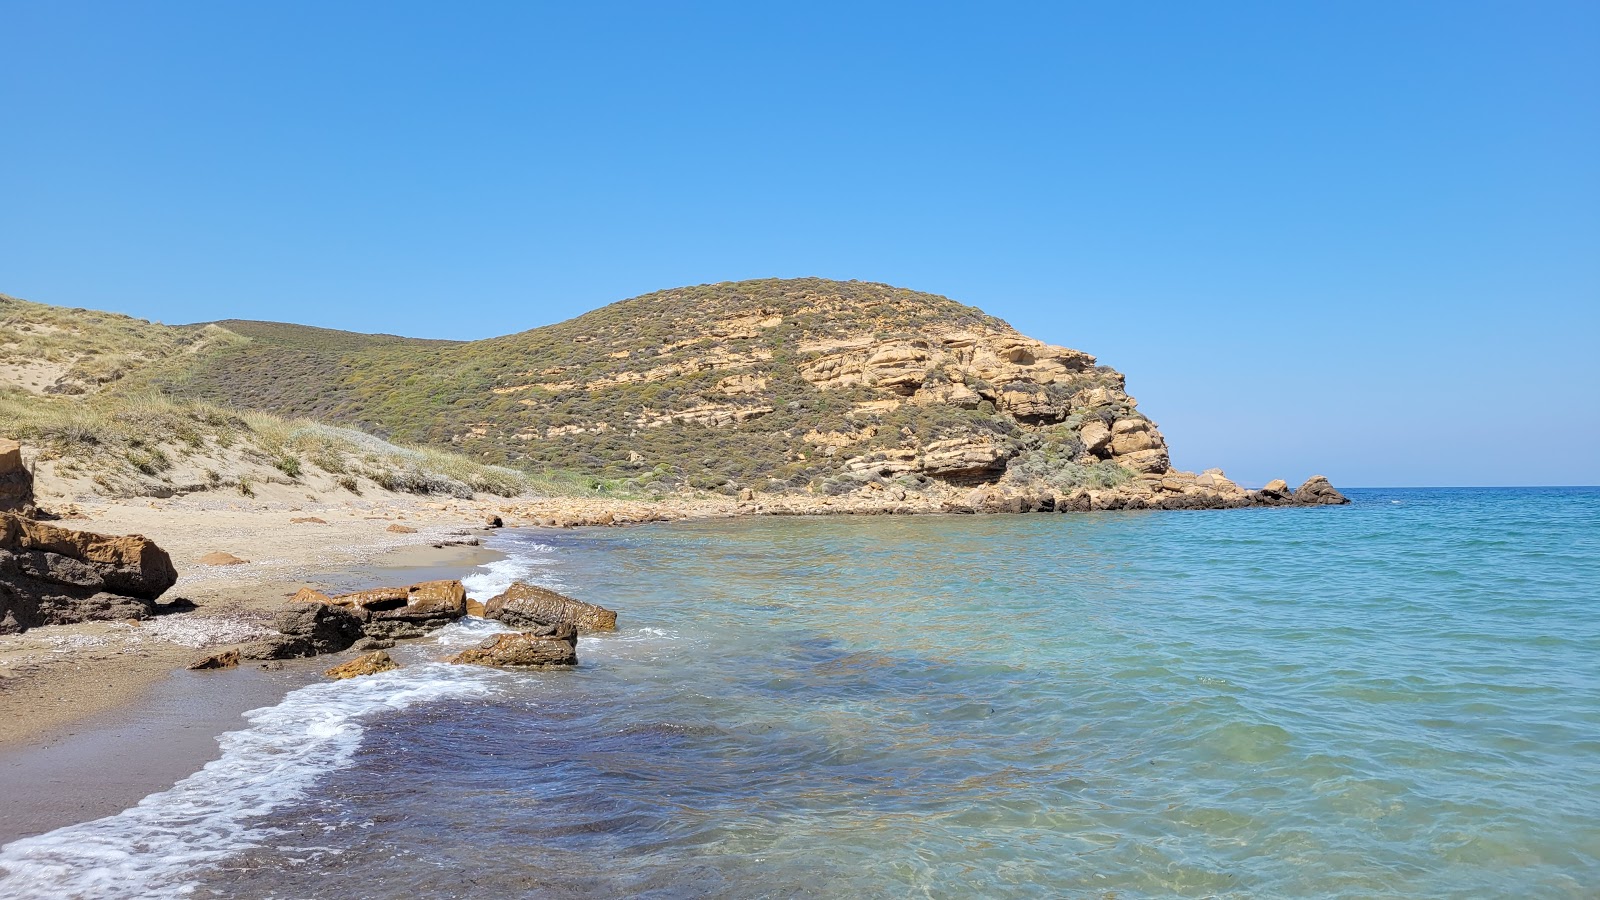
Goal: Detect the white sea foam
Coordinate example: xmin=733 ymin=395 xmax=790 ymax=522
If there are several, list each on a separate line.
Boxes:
xmin=0 ymin=661 xmax=494 ymax=899
xmin=461 ymin=538 xmax=561 ymax=600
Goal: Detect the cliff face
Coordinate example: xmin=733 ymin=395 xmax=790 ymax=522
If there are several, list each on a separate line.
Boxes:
xmin=439 ymin=278 xmax=1181 ymax=498
xmin=5 ymin=279 xmax=1346 ymax=509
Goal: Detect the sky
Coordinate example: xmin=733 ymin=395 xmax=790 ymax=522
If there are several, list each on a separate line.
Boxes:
xmin=2 ymin=1 xmax=1596 ymax=486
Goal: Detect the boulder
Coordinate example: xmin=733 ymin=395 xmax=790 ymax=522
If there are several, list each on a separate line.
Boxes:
xmin=309 ymin=580 xmax=469 ymax=639
xmin=1294 ymin=475 xmax=1350 ymax=505
xmin=0 ymin=512 xmax=178 ymax=633
xmin=198 ymin=551 xmax=248 ymax=566
xmin=1255 ymin=479 xmax=1293 ymax=504
xmin=242 ymin=602 xmax=365 ymax=659
xmin=187 ymin=649 xmax=241 ymax=670
xmin=386 ymin=524 xmax=418 ymax=534
xmin=484 ymin=582 xmax=617 ymax=632
xmin=448 ymin=624 xmax=577 ymax=668
xmin=1079 ymin=421 xmax=1112 ymax=457
xmin=486 ymin=515 xmax=504 ymax=528
xmin=324 ymin=650 xmax=398 ymax=680
xmin=0 ymin=439 xmax=33 ymax=515
xmin=916 ymin=438 xmax=1015 ymax=483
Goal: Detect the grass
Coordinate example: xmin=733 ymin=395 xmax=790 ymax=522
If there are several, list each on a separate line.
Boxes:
xmin=0 ymin=386 xmax=606 ymax=500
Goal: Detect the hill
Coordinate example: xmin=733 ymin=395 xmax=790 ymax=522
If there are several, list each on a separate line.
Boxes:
xmin=5 ymin=280 xmax=1342 ymax=510
xmin=0 ymin=295 xmax=545 ymax=503
xmin=133 ymin=279 xmax=1164 ymax=496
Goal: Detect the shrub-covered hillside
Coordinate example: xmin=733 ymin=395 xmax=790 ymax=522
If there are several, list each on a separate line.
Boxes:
xmin=129 ymin=278 xmax=1171 ymax=497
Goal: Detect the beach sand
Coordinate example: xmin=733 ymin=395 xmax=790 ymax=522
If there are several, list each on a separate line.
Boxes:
xmin=0 ymin=490 xmax=509 ymax=750
xmin=0 ymin=487 xmax=541 ymax=843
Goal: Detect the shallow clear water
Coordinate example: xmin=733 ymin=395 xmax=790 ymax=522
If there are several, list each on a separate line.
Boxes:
xmin=3 ymin=488 xmax=1598 ymax=898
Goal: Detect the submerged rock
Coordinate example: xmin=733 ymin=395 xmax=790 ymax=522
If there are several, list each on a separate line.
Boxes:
xmin=484 ymin=582 xmax=617 ymax=632
xmin=0 ymin=512 xmax=178 ymax=633
xmin=448 ymin=624 xmax=577 ymax=668
xmin=324 ymin=650 xmax=398 ymax=680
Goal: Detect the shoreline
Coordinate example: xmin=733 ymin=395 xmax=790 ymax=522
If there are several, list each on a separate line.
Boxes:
xmin=1 ymin=475 xmax=1348 ymax=751
xmin=0 ymin=518 xmax=512 ymax=844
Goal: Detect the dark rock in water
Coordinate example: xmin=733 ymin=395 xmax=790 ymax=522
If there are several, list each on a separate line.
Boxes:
xmin=1254 ymin=478 xmax=1293 ymax=505
xmin=1294 ymin=475 xmax=1350 ymax=505
xmin=486 ymin=515 xmax=504 ymax=528
xmin=0 ymin=512 xmax=178 ymax=633
xmin=484 ymin=582 xmax=617 ymax=632
xmin=448 ymin=624 xmax=577 ymax=668
xmin=242 ymin=602 xmax=364 ymax=659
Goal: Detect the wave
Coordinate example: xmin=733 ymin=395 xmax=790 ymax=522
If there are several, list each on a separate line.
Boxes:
xmin=0 ymin=652 xmax=495 ymax=898
xmin=461 ymin=535 xmax=561 ymax=600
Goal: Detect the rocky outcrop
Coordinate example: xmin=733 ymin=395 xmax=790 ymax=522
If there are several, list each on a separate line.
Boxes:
xmin=188 ymin=648 xmax=241 ymax=670
xmin=484 ymin=582 xmax=617 ymax=632
xmin=0 ymin=439 xmax=33 ymax=515
xmin=324 ymin=650 xmax=398 ymax=680
xmin=0 ymin=512 xmax=178 ymax=633
xmin=243 ymin=602 xmax=365 ymax=660
xmin=448 ymin=624 xmax=578 ymax=668
xmin=305 ymin=579 xmax=469 ymax=640
xmin=1293 ymin=475 xmax=1349 ymax=506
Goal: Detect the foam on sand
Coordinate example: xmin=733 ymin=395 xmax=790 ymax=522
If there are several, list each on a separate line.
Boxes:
xmin=0 ymin=659 xmax=494 ymax=899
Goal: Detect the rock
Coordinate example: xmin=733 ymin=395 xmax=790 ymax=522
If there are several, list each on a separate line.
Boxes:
xmin=486 ymin=515 xmax=504 ymax=528
xmin=964 ymin=487 xmax=1026 ymax=514
xmin=386 ymin=524 xmax=418 ymax=534
xmin=317 ymin=579 xmax=468 ymax=640
xmin=465 ymin=598 xmax=486 ymax=617
xmin=0 ymin=513 xmax=178 ymax=633
xmin=290 ymin=516 xmax=328 ymax=524
xmin=1079 ymin=421 xmax=1112 ymax=456
xmin=242 ymin=602 xmax=365 ymax=659
xmin=1255 ymin=479 xmax=1293 ymax=504
xmin=448 ymin=625 xmax=577 ymax=668
xmin=351 ymin=636 xmax=395 ymax=651
xmin=0 ymin=438 xmax=34 ymax=515
xmin=1294 ymin=475 xmax=1350 ymax=505
xmin=324 ymin=650 xmax=398 ymax=680
xmin=187 ymin=649 xmax=241 ymax=670
xmin=484 ymin=582 xmax=617 ymax=632
xmin=916 ymin=438 xmax=1016 ymax=483
xmin=198 ymin=551 xmax=248 ymax=566
xmin=290 ymin=587 xmax=334 ymax=604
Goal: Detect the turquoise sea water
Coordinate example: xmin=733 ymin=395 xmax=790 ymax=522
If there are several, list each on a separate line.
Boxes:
xmin=3 ymin=488 xmax=1597 ymax=898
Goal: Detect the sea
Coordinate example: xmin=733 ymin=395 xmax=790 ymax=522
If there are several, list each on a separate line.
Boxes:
xmin=1 ymin=487 xmax=1597 ymax=898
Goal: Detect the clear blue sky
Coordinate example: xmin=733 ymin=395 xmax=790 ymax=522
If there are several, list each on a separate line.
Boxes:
xmin=3 ymin=1 xmax=1596 ymax=486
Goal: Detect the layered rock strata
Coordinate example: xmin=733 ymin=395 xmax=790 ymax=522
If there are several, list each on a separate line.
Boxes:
xmin=448 ymin=624 xmax=578 ymax=668
xmin=0 ymin=511 xmax=178 ymax=633
xmin=483 ymin=582 xmax=617 ymax=632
